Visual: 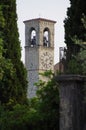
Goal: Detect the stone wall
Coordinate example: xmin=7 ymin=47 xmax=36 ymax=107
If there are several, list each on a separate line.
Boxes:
xmin=56 ymin=75 xmax=86 ymax=130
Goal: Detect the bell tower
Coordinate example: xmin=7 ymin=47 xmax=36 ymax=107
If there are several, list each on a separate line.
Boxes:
xmin=24 ymin=18 xmax=56 ymax=98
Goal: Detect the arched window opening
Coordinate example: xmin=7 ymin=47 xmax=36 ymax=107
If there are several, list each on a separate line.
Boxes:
xmin=43 ymin=28 xmax=50 ymax=47
xmin=30 ymin=29 xmax=36 ymax=47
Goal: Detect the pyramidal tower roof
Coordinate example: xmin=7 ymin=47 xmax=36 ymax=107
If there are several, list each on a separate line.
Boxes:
xmin=23 ymin=18 xmax=56 ymax=23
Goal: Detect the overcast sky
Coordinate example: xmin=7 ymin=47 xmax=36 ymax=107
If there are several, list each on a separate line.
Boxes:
xmin=16 ymin=0 xmax=70 ymax=64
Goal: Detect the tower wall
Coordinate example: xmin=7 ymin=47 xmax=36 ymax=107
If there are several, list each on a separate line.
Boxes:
xmin=24 ymin=18 xmax=56 ymax=98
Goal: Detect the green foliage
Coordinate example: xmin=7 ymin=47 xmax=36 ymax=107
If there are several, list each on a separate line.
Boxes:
xmin=39 ymin=70 xmax=54 ymax=78
xmin=67 ymin=58 xmax=81 ymax=74
xmin=0 ymin=5 xmax=17 ymax=104
xmin=0 ymin=0 xmax=27 ymax=104
xmin=0 ymin=6 xmax=5 ymax=29
xmin=64 ymin=0 xmax=86 ymax=46
xmin=0 ymin=103 xmax=44 ymax=130
xmin=82 ymin=14 xmax=86 ymax=29
xmin=77 ymin=49 xmax=86 ymax=74
xmin=64 ymin=0 xmax=86 ymax=74
xmin=36 ymin=71 xmax=59 ymax=129
xmin=0 ymin=71 xmax=59 ymax=130
xmin=67 ymin=15 xmax=86 ymax=75
xmin=0 ymin=104 xmax=30 ymax=130
xmin=66 ymin=48 xmax=86 ymax=75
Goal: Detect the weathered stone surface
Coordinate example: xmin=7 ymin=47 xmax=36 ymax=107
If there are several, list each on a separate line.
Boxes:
xmin=56 ymin=75 xmax=86 ymax=130
xmin=24 ymin=18 xmax=56 ymax=98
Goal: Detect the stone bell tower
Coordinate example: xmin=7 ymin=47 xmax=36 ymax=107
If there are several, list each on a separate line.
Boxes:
xmin=24 ymin=18 xmax=56 ymax=98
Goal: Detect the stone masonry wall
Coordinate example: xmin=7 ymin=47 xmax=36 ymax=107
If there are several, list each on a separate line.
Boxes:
xmin=56 ymin=75 xmax=86 ymax=130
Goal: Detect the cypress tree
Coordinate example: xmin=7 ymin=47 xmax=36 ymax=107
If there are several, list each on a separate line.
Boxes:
xmin=0 ymin=0 xmax=27 ymax=104
xmin=64 ymin=0 xmax=86 ymax=69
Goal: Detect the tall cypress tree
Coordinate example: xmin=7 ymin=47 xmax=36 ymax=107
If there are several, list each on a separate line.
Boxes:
xmin=0 ymin=0 xmax=27 ymax=104
xmin=64 ymin=0 xmax=86 ymax=69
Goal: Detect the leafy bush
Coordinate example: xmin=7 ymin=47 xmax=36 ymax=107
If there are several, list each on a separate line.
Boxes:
xmin=0 ymin=71 xmax=59 ymax=130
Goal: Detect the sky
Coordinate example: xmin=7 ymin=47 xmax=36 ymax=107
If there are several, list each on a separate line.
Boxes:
xmin=16 ymin=0 xmax=70 ymax=64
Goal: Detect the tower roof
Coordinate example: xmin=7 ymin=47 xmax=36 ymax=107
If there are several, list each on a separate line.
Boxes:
xmin=23 ymin=18 xmax=56 ymax=24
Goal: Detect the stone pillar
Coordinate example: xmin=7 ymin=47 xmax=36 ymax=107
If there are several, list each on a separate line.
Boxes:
xmin=56 ymin=75 xmax=86 ymax=130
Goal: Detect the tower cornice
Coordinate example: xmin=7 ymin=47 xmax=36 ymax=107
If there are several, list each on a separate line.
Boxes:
xmin=23 ymin=18 xmax=56 ymax=24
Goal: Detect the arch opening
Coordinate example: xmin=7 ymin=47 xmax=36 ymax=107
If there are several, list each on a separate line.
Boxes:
xmin=30 ymin=28 xmax=36 ymax=47
xmin=43 ymin=28 xmax=50 ymax=47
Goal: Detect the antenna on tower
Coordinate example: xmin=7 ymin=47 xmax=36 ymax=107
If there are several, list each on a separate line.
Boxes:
xmin=39 ymin=13 xmax=41 ymax=18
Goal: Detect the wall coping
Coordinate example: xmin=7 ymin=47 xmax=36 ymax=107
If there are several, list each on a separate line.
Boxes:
xmin=56 ymin=75 xmax=86 ymax=82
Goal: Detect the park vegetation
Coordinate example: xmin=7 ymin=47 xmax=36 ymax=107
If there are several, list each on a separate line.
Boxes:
xmin=0 ymin=0 xmax=86 ymax=129
xmin=0 ymin=0 xmax=59 ymax=129
xmin=64 ymin=0 xmax=86 ymax=74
